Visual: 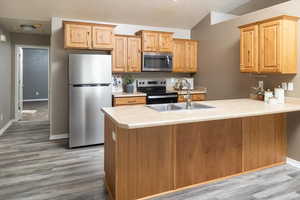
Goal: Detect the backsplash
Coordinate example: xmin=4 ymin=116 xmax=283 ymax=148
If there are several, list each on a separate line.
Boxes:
xmin=112 ymin=72 xmax=193 ymax=92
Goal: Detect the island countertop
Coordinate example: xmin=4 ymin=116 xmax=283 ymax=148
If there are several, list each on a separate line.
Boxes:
xmin=102 ymin=98 xmax=300 ymax=129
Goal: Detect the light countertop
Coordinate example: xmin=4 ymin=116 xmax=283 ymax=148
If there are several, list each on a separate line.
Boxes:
xmin=112 ymin=92 xmax=147 ymax=98
xmin=102 ymin=98 xmax=300 ymax=129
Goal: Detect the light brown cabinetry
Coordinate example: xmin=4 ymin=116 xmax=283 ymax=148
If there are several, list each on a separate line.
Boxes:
xmin=105 ymin=114 xmax=286 ymax=200
xmin=112 ymin=35 xmax=141 ymax=73
xmin=239 ymin=15 xmax=299 ymax=74
xmin=113 ymin=96 xmax=146 ymax=106
xmin=136 ymin=30 xmax=173 ymax=52
xmin=178 ymin=93 xmax=206 ymax=102
xmin=242 ymin=114 xmax=286 ymax=171
xmin=176 ymin=119 xmax=243 ymax=188
xmin=64 ymin=21 xmax=115 ymax=50
xmin=240 ymin=25 xmax=259 ymax=72
xmin=173 ymin=39 xmax=198 ymax=73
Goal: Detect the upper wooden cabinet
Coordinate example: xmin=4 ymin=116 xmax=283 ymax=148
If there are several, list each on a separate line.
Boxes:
xmin=173 ymin=39 xmax=198 ymax=73
xmin=92 ymin=25 xmax=115 ymax=50
xmin=136 ymin=30 xmax=173 ymax=52
xmin=64 ymin=21 xmax=115 ymax=50
xmin=239 ymin=15 xmax=299 ymax=74
xmin=240 ymin=25 xmax=258 ymax=73
xmin=112 ymin=35 xmax=141 ymax=73
xmin=64 ymin=22 xmax=92 ymax=49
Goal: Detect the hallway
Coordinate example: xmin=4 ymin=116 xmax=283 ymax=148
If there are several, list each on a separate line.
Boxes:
xmin=21 ymin=101 xmax=48 ymax=121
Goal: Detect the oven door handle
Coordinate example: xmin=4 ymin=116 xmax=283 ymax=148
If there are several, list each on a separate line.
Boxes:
xmin=148 ymin=95 xmax=178 ymax=99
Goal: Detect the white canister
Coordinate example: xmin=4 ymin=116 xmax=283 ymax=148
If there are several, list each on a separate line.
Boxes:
xmin=274 ymin=87 xmax=285 ymax=104
xmin=264 ymin=90 xmax=273 ymax=103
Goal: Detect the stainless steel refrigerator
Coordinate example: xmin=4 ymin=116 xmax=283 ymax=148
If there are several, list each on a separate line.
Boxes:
xmin=69 ymin=54 xmax=112 ymax=148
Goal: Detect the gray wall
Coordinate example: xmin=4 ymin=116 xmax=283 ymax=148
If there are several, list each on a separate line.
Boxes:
xmin=191 ymin=0 xmax=300 ymax=160
xmin=0 ymin=26 xmax=11 ymax=130
xmin=10 ymin=33 xmax=50 ymax=118
xmin=23 ymin=48 xmax=48 ymax=100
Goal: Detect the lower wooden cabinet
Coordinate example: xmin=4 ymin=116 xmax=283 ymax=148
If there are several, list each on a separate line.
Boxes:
xmin=242 ymin=114 xmax=286 ymax=171
xmin=113 ymin=96 xmax=146 ymax=106
xmin=178 ymin=93 xmax=206 ymax=102
xmin=175 ymin=119 xmax=243 ymax=188
xmin=105 ymin=114 xmax=287 ymax=200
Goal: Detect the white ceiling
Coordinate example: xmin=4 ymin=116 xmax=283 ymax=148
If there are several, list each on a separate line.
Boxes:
xmin=0 ymin=0 xmax=251 ymax=30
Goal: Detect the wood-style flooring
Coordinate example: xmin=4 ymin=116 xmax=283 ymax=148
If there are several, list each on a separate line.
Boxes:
xmin=1 ymin=121 xmax=300 ymax=200
xmin=22 ymin=101 xmax=49 ymax=121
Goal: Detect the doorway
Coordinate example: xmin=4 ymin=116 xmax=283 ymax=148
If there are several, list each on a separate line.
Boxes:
xmin=15 ymin=45 xmax=49 ymax=122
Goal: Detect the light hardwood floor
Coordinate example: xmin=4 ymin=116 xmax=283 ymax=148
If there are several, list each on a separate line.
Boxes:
xmin=1 ymin=121 xmax=300 ymax=200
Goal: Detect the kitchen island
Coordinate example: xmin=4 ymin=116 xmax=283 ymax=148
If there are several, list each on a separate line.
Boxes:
xmin=102 ymin=98 xmax=300 ymax=200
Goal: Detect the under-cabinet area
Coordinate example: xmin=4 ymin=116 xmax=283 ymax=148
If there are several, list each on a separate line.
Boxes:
xmin=104 ymin=113 xmax=286 ymax=200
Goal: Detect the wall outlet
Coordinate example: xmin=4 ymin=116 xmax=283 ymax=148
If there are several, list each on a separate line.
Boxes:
xmin=258 ymin=81 xmax=264 ymax=89
xmin=0 ymin=113 xmax=3 ymax=121
xmin=35 ymin=91 xmax=40 ymax=96
xmin=288 ymin=82 xmax=294 ymax=91
xmin=282 ymin=82 xmax=288 ymax=90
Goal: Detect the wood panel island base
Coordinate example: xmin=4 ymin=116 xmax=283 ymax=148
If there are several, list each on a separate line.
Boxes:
xmin=102 ymin=98 xmax=300 ymax=200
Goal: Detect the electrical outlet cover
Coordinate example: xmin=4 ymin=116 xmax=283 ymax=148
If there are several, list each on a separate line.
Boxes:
xmin=288 ymin=82 xmax=294 ymax=91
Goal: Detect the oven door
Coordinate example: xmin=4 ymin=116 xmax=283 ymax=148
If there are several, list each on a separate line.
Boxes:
xmin=147 ymin=94 xmax=178 ymax=104
xmin=143 ymin=52 xmax=173 ymax=72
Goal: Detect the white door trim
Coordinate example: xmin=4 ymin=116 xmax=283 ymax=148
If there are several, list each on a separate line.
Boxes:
xmin=14 ymin=45 xmax=50 ymax=120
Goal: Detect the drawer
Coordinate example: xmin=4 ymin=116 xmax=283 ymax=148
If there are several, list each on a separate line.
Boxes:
xmin=191 ymin=94 xmax=206 ymax=101
xmin=114 ymin=96 xmax=146 ymax=106
xmin=178 ymin=94 xmax=206 ymax=102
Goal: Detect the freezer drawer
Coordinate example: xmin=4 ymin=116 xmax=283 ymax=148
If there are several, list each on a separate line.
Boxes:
xmin=69 ymin=85 xmax=112 ymax=148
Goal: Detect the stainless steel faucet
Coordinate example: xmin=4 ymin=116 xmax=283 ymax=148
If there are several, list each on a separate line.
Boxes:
xmin=181 ymin=79 xmax=192 ymax=109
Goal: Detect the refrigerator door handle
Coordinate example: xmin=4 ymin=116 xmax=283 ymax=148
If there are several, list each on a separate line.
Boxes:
xmin=100 ymin=83 xmax=111 ymax=86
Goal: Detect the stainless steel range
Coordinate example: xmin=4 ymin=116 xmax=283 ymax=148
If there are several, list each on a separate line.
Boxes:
xmin=137 ymin=79 xmax=178 ymax=104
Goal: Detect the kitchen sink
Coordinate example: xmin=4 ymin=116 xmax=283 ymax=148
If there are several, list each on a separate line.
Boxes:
xmin=147 ymin=103 xmax=183 ymax=112
xmin=147 ymin=102 xmax=215 ymax=112
xmin=175 ymin=102 xmax=215 ymax=110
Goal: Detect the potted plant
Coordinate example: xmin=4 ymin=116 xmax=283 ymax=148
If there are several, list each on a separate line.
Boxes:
xmin=123 ymin=75 xmax=135 ymax=93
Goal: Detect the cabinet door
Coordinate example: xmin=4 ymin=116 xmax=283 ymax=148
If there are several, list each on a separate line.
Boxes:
xmin=173 ymin=40 xmax=186 ymax=72
xmin=259 ymin=20 xmax=282 ymax=73
xmin=240 ymin=25 xmax=258 ymax=72
xmin=158 ymin=33 xmax=173 ymax=52
xmin=127 ymin=37 xmax=141 ymax=72
xmin=64 ymin=23 xmax=92 ymax=49
xmin=92 ymin=25 xmax=114 ymax=50
xmin=142 ymin=32 xmax=159 ymax=51
xmin=185 ymin=41 xmax=198 ymax=72
xmin=243 ymin=114 xmax=286 ymax=171
xmin=113 ymin=36 xmax=127 ymax=73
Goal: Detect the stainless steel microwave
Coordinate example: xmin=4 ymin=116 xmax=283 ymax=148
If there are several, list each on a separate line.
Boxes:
xmin=142 ymin=52 xmax=173 ymax=72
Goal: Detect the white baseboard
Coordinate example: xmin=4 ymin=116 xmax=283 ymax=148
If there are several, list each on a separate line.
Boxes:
xmin=0 ymin=119 xmax=16 ymax=136
xmin=49 ymin=133 xmax=69 ymax=140
xmin=23 ymin=99 xmax=48 ymax=102
xmin=287 ymin=157 xmax=300 ymax=168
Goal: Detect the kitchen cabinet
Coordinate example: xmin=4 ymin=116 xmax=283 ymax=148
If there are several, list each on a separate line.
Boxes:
xmin=173 ymin=39 xmax=198 ymax=73
xmin=92 ymin=25 xmax=115 ymax=50
xmin=240 ymin=25 xmax=259 ymax=72
xmin=239 ymin=15 xmax=299 ymax=74
xmin=113 ymin=96 xmax=146 ymax=106
xmin=64 ymin=22 xmax=92 ymax=49
xmin=178 ymin=93 xmax=206 ymax=102
xmin=105 ymin=113 xmax=286 ymax=200
xmin=136 ymin=30 xmax=173 ymax=52
xmin=243 ymin=114 xmax=286 ymax=171
xmin=64 ymin=21 xmax=115 ymax=50
xmin=112 ymin=35 xmax=141 ymax=73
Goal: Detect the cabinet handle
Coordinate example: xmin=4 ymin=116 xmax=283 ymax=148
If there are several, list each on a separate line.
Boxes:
xmin=127 ymin=100 xmax=137 ymax=103
xmin=248 ymin=50 xmax=250 ymax=63
xmin=112 ymin=131 xmax=116 ymax=142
